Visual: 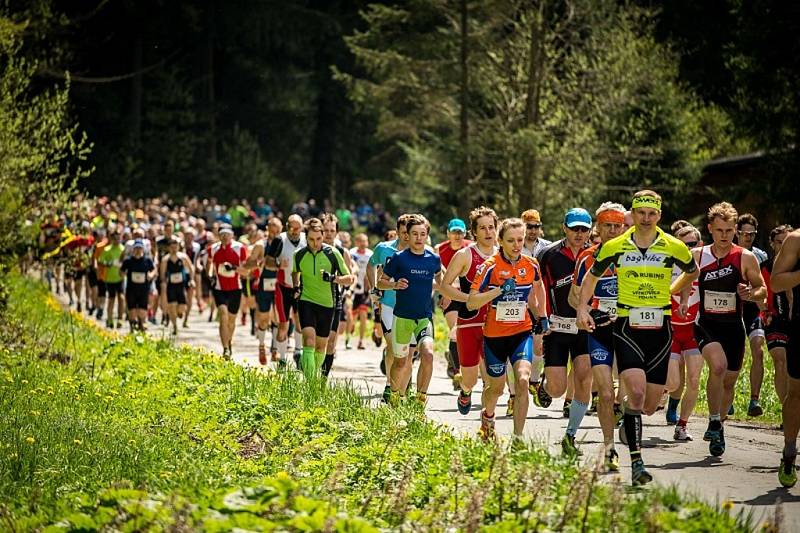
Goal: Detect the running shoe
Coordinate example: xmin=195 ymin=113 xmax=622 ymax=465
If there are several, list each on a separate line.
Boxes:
xmin=605 ymin=448 xmax=620 ymax=472
xmin=529 ymin=380 xmax=552 ymax=408
xmin=379 ymin=350 xmax=387 ymax=376
xmin=631 ymin=459 xmax=653 ymax=486
xmin=357 ymin=342 xmax=365 ymax=350
xmin=613 ymin=403 xmax=624 ymax=428
xmin=222 ymin=347 xmax=231 ymax=361
xmin=561 ymin=434 xmax=582 ymax=458
xmin=457 ymin=390 xmax=472 ymax=415
xmin=372 ymin=330 xmax=382 ymax=347
xmin=415 ymin=392 xmax=428 ymax=405
xmin=478 ymin=411 xmax=496 ymax=442
xmin=381 ymin=385 xmax=391 ymax=404
xmin=510 ymin=435 xmax=527 ymax=452
xmin=708 ymin=427 xmax=726 ymax=457
xmin=673 ymin=425 xmax=693 ymax=441
xmin=562 ymin=399 xmax=572 ymax=419
xmin=747 ymin=399 xmax=764 ymax=417
xmin=258 ymin=345 xmax=267 ymax=366
xmin=779 ymin=456 xmax=798 ymax=488
xmin=344 ymin=339 xmax=351 ymax=350
xmin=506 ymin=396 xmax=515 ymax=417
xmin=106 ymin=319 xmax=113 ymax=329
xmin=271 ymin=349 xmax=278 ymax=362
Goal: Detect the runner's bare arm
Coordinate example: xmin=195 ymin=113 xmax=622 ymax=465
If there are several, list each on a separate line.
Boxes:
xmin=576 ymin=272 xmax=599 ymax=330
xmin=466 ymin=286 xmax=502 ymax=311
xmin=771 ymin=231 xmax=800 ymax=292
xmin=738 ymin=250 xmax=766 ymax=304
xmin=670 ymin=249 xmax=700 ymax=294
xmin=438 ymin=248 xmax=469 ymax=302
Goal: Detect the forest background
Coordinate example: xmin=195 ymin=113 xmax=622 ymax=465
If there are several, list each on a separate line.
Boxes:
xmin=1 ymin=0 xmax=798 ymax=246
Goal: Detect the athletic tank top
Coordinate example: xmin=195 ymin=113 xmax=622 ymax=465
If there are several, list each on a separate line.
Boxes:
xmin=697 ymin=245 xmax=745 ymax=323
xmin=258 ymin=239 xmax=278 ymax=292
xmin=457 ymin=243 xmax=493 ymax=324
xmin=275 ymin=232 xmax=306 ymax=288
xmin=165 ymin=256 xmax=185 ymax=285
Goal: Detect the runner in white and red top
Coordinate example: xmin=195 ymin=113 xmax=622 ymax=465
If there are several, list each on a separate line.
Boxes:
xmin=667 ymin=223 xmax=703 ymax=441
xmin=207 ymin=224 xmax=248 ymax=359
xmin=437 ymin=207 xmax=498 ymax=415
xmin=437 ymin=218 xmax=472 ymax=385
xmin=265 ymin=214 xmax=306 ymax=364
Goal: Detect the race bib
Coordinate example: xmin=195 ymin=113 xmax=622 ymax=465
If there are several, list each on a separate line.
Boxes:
xmin=550 ymin=314 xmax=578 ymax=334
xmin=628 ymin=308 xmax=663 ymax=329
xmin=131 ymin=272 xmax=146 ymax=284
xmin=703 ymin=290 xmax=736 ymax=314
xmin=169 ymin=272 xmax=184 ymax=284
xmin=596 ymin=297 xmax=618 ymax=318
xmin=496 ymin=300 xmax=526 ymax=322
xmin=261 ymin=278 xmax=277 ymax=291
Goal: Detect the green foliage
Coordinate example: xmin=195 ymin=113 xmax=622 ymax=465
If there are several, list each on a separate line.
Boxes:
xmin=0 ymin=273 xmax=754 ymax=531
xmin=0 ymin=13 xmax=91 ymax=262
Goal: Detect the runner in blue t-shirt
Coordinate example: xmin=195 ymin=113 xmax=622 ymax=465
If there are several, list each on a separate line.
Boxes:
xmin=378 ymin=214 xmax=443 ymax=405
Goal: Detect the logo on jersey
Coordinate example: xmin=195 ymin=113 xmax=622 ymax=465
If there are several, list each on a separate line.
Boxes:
xmin=703 ymin=265 xmax=734 ymax=281
xmin=518 ymin=267 xmax=527 ymax=277
xmin=632 ymin=282 xmax=658 ymax=299
xmin=599 ymin=279 xmax=618 ymax=296
xmin=591 ymin=348 xmax=610 ymax=362
xmin=555 ymin=275 xmax=573 ymax=288
xmin=410 ymin=269 xmax=430 ymax=276
xmin=621 ymin=252 xmax=665 ymax=267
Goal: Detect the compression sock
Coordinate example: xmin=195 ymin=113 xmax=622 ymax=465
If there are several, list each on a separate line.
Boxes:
xmin=784 ymin=441 xmax=797 ymax=459
xmin=448 ymin=341 xmax=460 ymax=372
xmin=270 ymin=325 xmax=278 ymax=350
xmin=301 ymin=347 xmax=316 ymax=379
xmin=294 ymin=331 xmax=303 ymax=353
xmin=322 ymin=352 xmax=335 ymax=376
xmin=624 ymin=407 xmax=643 ymax=456
xmin=277 ymin=339 xmax=288 ymax=361
xmin=256 ymin=327 xmax=266 ymax=344
xmin=314 ymin=350 xmax=325 ymax=369
xmin=566 ymin=398 xmax=589 ymax=437
xmin=668 ymin=396 xmax=680 ymax=412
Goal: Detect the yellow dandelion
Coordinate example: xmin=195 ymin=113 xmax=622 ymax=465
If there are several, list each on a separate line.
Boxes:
xmin=21 ymin=379 xmax=28 ymax=384
xmin=128 ymin=439 xmax=135 ymax=445
xmin=722 ymin=500 xmax=733 ymax=511
xmin=75 ymin=394 xmax=81 ymax=400
xmin=31 ymin=410 xmax=41 ymax=416
xmin=25 ymin=436 xmax=35 ymax=444
xmin=73 ymin=439 xmax=82 ymax=445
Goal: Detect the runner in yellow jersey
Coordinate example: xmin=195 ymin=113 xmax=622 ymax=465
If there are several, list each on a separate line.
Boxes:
xmin=577 ymin=190 xmax=699 ymax=486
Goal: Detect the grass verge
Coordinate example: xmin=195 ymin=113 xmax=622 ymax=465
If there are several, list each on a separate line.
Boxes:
xmin=0 ymin=274 xmax=757 ymax=531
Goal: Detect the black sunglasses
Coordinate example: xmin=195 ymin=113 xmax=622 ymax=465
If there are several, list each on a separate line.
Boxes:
xmin=567 ymin=226 xmax=590 ymax=233
xmin=684 ymin=240 xmax=698 ymax=248
xmin=526 ymin=223 xmax=542 ymax=230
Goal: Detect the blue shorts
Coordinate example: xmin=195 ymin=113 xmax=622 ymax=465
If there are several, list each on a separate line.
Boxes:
xmin=484 ymin=332 xmax=533 ymax=378
xmin=588 ymin=324 xmax=614 ymax=367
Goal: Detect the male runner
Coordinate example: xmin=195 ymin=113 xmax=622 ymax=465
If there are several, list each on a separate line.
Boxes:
xmin=368 ymin=214 xmax=411 ymax=402
xmin=521 ymin=209 xmax=552 ymax=258
xmin=762 ymin=225 xmax=794 ymax=406
xmin=349 ymin=233 xmax=373 ymax=350
xmin=321 ymin=213 xmax=355 ymax=376
xmin=770 ymin=228 xmax=800 ymax=487
xmin=667 ymin=224 xmax=704 ymax=441
xmin=569 ymin=202 xmax=626 ymax=469
xmin=468 ymin=217 xmax=546 ymax=442
xmin=98 ymin=228 xmax=126 ymax=329
xmin=736 ymin=213 xmax=770 ymax=416
xmin=207 ymin=224 xmax=248 ymax=359
xmin=379 ymin=214 xmax=442 ymax=404
xmin=693 ymin=203 xmax=767 ymax=457
xmin=538 ymin=208 xmax=592 ymax=456
xmin=292 ymin=218 xmax=353 ymax=379
xmin=266 ymin=214 xmax=306 ymax=365
xmin=577 ymin=190 xmax=698 ymax=486
xmin=438 ymin=207 xmax=498 ymax=415
xmin=160 ymin=236 xmax=194 ymax=336
xmin=121 ymin=240 xmax=157 ymax=331
xmin=437 ymin=218 xmax=471 ymax=388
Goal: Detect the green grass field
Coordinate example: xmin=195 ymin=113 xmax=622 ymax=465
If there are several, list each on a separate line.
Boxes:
xmin=0 ymin=274 xmax=757 ymax=530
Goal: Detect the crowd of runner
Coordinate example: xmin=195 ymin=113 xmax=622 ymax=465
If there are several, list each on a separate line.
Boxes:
xmin=32 ymin=191 xmax=800 ymax=489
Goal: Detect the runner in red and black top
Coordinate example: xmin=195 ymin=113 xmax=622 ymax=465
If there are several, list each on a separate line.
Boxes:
xmin=437 ymin=218 xmax=472 ymax=385
xmin=322 ymin=213 xmax=355 ymax=377
xmin=761 ymin=224 xmax=794 ymax=406
xmin=207 ymin=224 xmax=249 ymax=359
xmin=438 ymin=207 xmax=498 ymax=415
xmin=537 ymin=208 xmax=592 ymax=456
xmin=693 ymin=202 xmax=766 ymax=458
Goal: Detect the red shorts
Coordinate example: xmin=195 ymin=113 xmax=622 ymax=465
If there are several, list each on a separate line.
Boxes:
xmin=670 ymin=322 xmax=699 ymax=358
xmin=456 ymin=323 xmax=484 ymax=367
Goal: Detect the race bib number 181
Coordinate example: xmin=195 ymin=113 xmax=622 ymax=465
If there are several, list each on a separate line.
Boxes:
xmin=628 ymin=308 xmax=663 ymax=329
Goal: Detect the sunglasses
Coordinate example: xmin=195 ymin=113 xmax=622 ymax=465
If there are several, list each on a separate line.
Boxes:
xmin=526 ymin=223 xmax=542 ymax=230
xmin=566 ymin=226 xmax=590 ymax=233
xmin=684 ymin=240 xmax=698 ymax=248
xmin=737 ymin=230 xmax=757 ymax=237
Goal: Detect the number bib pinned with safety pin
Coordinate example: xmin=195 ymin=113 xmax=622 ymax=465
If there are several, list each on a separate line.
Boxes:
xmin=703 ymin=290 xmax=736 ymax=314
xmin=496 ymin=300 xmax=526 ymax=322
xmin=628 ymin=308 xmax=663 ymax=329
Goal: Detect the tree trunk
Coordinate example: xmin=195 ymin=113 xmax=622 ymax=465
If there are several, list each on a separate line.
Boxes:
xmin=458 ymin=0 xmax=470 ymax=213
xmin=129 ymin=35 xmax=142 ymax=147
xmin=520 ymin=2 xmax=545 ymax=211
xmin=205 ymin=0 xmax=218 ymax=176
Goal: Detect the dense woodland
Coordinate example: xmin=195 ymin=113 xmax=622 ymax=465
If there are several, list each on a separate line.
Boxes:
xmin=1 ymin=1 xmax=799 ymax=237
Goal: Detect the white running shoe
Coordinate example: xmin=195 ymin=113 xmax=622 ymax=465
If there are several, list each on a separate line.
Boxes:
xmin=674 ymin=425 xmax=693 ymax=441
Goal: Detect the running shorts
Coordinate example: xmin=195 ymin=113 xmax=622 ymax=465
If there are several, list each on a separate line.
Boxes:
xmin=352 ymin=292 xmax=370 ymax=313
xmin=787 ymin=318 xmax=800 ymax=379
xmin=275 ymin=284 xmax=298 ymax=323
xmin=105 ymin=281 xmax=123 ymax=298
xmin=392 ymin=316 xmax=434 ymax=355
xmin=380 ymin=304 xmax=394 ymax=334
xmin=670 ymin=322 xmax=700 ymax=360
xmin=766 ymin=318 xmax=790 ymax=351
xmin=456 ymin=324 xmax=484 ymax=367
xmin=166 ymin=283 xmax=187 ymax=305
xmin=201 ymin=275 xmax=211 ymax=298
xmin=68 ymin=269 xmax=86 ymax=280
xmin=255 ymin=290 xmax=274 ymax=313
xmin=695 ymin=318 xmax=746 ymax=372
xmin=330 ymin=306 xmax=346 ymax=332
xmin=213 ymin=289 xmax=242 ymax=314
xmin=588 ymin=323 xmax=614 ymax=367
xmin=443 ymin=299 xmax=461 ymax=315
xmin=298 ymin=300 xmax=335 ymax=337
xmin=743 ymin=302 xmax=765 ymax=339
xmin=613 ymin=316 xmax=672 ymax=386
xmin=126 ymin=287 xmax=149 ymax=310
xmin=97 ymin=280 xmax=107 ymax=297
xmin=87 ymin=270 xmax=98 ymax=287
xmin=543 ymin=330 xmax=589 ymax=367
xmin=484 ymin=331 xmax=533 ymax=378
